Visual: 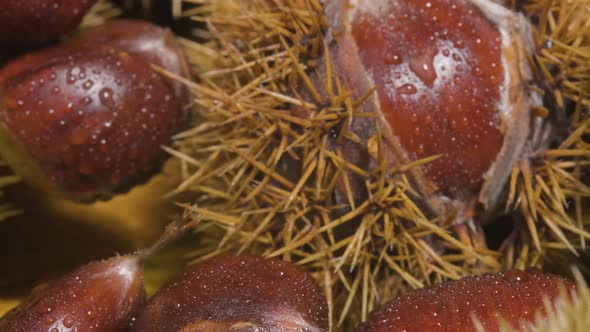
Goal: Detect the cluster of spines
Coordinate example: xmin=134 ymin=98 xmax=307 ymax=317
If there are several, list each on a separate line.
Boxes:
xmin=505 ymin=0 xmax=590 ymax=267
xmin=171 ymin=0 xmax=590 ymax=328
xmin=173 ymin=0 xmax=488 ymax=326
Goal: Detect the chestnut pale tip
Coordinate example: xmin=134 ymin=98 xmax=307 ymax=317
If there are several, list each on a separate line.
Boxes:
xmin=359 ymin=269 xmax=575 ymax=332
xmin=0 ymin=255 xmax=145 ymax=332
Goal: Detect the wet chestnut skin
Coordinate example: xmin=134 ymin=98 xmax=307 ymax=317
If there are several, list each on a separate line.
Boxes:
xmin=0 ymin=51 xmax=182 ymax=200
xmin=130 ymin=254 xmax=329 ymax=332
xmin=0 ymin=255 xmax=144 ymax=332
xmin=0 ymin=0 xmax=98 ymax=49
xmin=359 ymin=269 xmax=575 ymax=332
xmin=67 ymin=19 xmax=192 ymax=103
xmin=311 ymin=0 xmax=538 ymax=217
xmin=0 ymin=20 xmax=190 ymax=201
xmin=351 ymin=0 xmax=504 ymax=199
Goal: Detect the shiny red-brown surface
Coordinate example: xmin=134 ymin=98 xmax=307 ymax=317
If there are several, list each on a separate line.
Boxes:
xmin=351 ymin=0 xmax=505 ymax=198
xmin=67 ymin=20 xmax=192 ymax=103
xmin=0 ymin=50 xmax=182 ymax=200
xmin=0 ymin=255 xmax=144 ymax=332
xmin=359 ymin=269 xmax=574 ymax=332
xmin=0 ymin=0 xmax=97 ymax=48
xmin=131 ymin=254 xmax=329 ymax=332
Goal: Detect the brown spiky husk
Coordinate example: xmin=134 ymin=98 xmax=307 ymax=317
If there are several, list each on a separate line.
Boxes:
xmin=171 ymin=0 xmax=590 ymax=328
xmin=505 ymin=0 xmax=590 ymax=262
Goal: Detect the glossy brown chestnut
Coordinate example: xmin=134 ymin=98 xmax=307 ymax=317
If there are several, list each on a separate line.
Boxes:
xmin=0 ymin=255 xmax=144 ymax=332
xmin=0 ymin=20 xmax=191 ymax=201
xmin=0 ymin=0 xmax=98 ymax=49
xmin=68 ymin=19 xmax=192 ymax=103
xmin=358 ymin=269 xmax=575 ymax=332
xmin=322 ymin=0 xmax=540 ymax=219
xmin=130 ymin=254 xmax=329 ymax=332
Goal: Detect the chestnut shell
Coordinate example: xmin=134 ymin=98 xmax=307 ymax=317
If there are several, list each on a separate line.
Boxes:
xmin=130 ymin=254 xmax=329 ymax=332
xmin=0 ymin=0 xmax=98 ymax=49
xmin=0 ymin=20 xmax=191 ymax=201
xmin=358 ymin=269 xmax=574 ymax=332
xmin=0 ymin=255 xmax=144 ymax=332
xmin=319 ymin=0 xmax=538 ymax=219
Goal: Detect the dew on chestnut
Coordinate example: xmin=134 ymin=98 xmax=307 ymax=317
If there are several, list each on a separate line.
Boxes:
xmin=358 ymin=269 xmax=575 ymax=332
xmin=0 ymin=255 xmax=144 ymax=332
xmin=0 ymin=0 xmax=98 ymax=49
xmin=0 ymin=20 xmax=191 ymax=201
xmin=67 ymin=19 xmax=192 ymax=103
xmin=323 ymin=0 xmax=541 ymax=219
xmin=130 ymin=254 xmax=329 ymax=332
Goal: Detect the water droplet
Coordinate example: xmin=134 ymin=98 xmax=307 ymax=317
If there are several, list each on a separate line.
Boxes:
xmin=398 ymin=83 xmax=417 ymax=95
xmin=417 ymin=144 xmax=425 ymax=154
xmin=45 ymin=315 xmax=56 ymax=325
xmin=384 ymin=54 xmax=402 ymax=65
xmin=63 ymin=316 xmax=75 ymax=328
xmin=82 ymin=80 xmax=94 ymax=90
xmin=409 ymin=50 xmax=437 ymax=86
xmin=99 ymin=88 xmax=114 ymax=107
xmin=69 ymin=67 xmax=80 ymax=76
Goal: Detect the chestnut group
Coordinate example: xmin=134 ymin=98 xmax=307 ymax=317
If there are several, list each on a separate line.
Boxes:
xmin=0 ymin=251 xmax=574 ymax=332
xmin=0 ymin=0 xmax=584 ymax=332
xmin=0 ymin=254 xmax=330 ymax=332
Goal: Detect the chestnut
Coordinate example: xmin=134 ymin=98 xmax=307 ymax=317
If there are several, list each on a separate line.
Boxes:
xmin=0 ymin=20 xmax=191 ymax=201
xmin=0 ymin=255 xmax=144 ymax=332
xmin=0 ymin=0 xmax=98 ymax=49
xmin=322 ymin=0 xmax=540 ymax=219
xmin=130 ymin=254 xmax=329 ymax=331
xmin=66 ymin=19 xmax=191 ymax=103
xmin=358 ymin=269 xmax=575 ymax=332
